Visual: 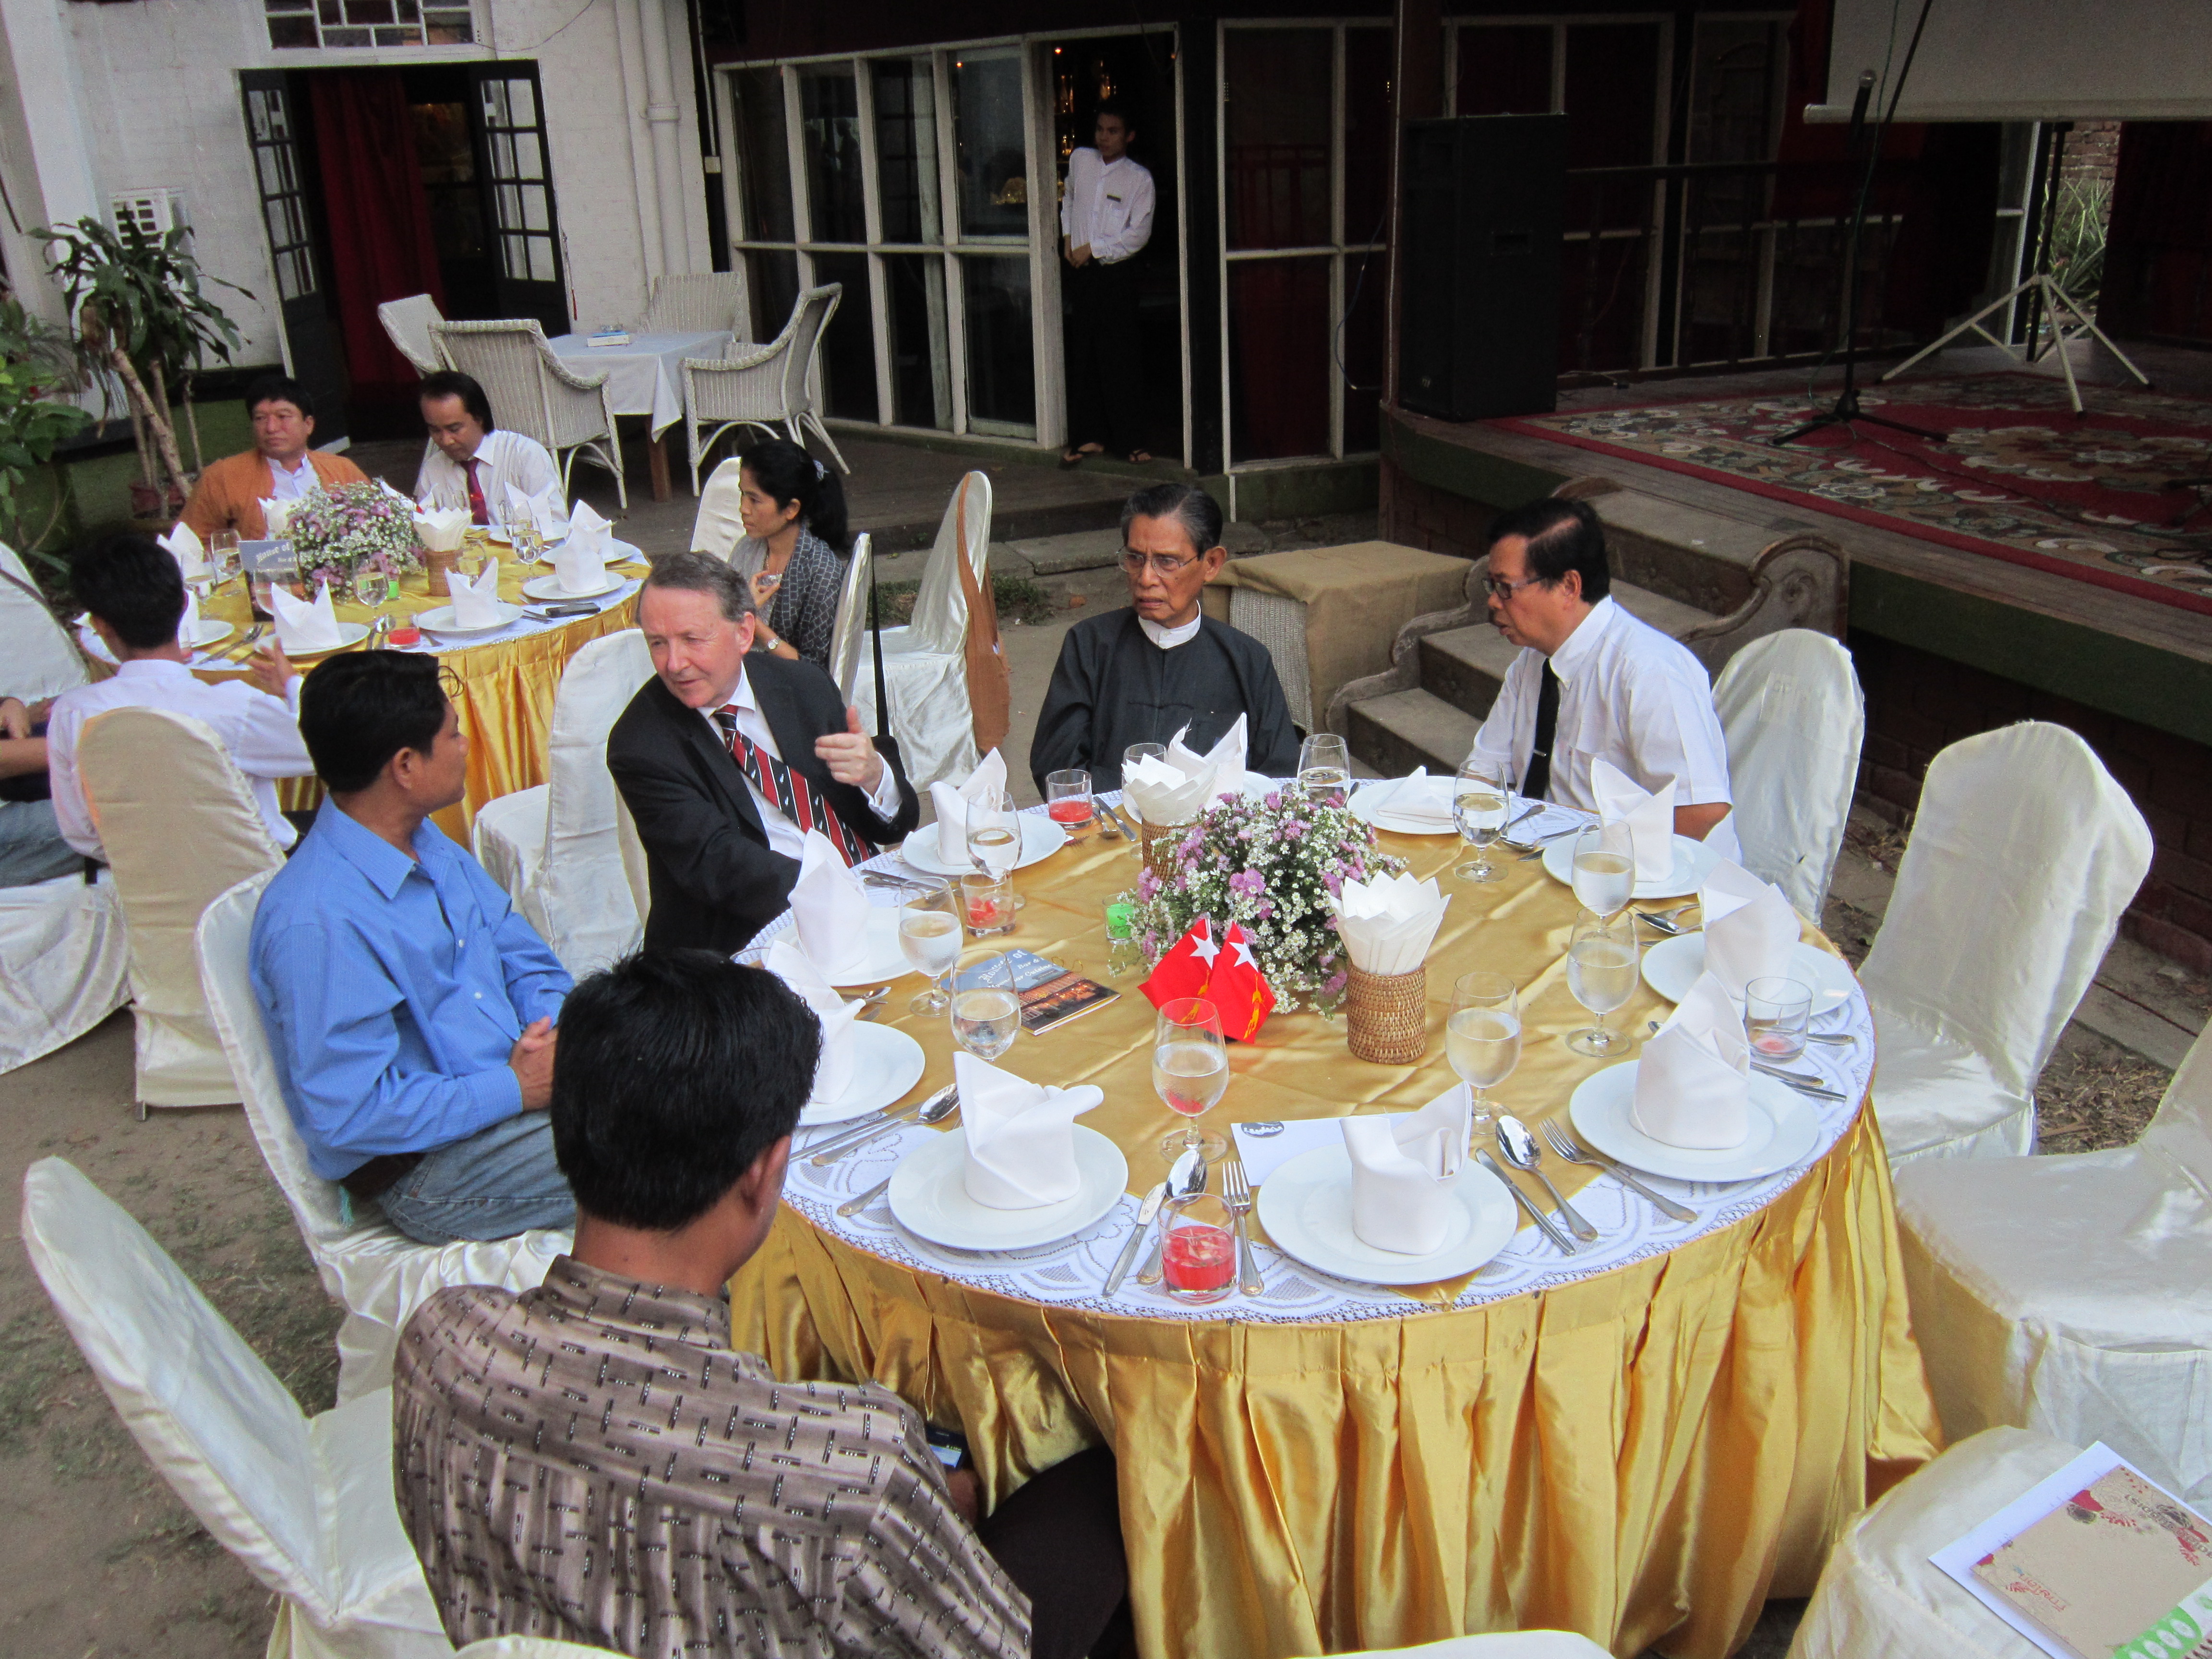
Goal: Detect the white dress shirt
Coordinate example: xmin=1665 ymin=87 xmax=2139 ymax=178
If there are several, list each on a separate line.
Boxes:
xmin=47 ymin=659 xmax=314 ymax=858
xmin=700 ymin=664 xmax=902 ymax=860
xmin=1467 ymin=597 xmax=1742 ymax=860
xmin=267 ymin=454 xmax=318 ymax=502
xmin=1061 ymin=148 xmax=1155 ymax=265
xmin=413 ymin=428 xmax=561 ymax=518
xmin=1139 ymin=613 xmax=1202 ymax=650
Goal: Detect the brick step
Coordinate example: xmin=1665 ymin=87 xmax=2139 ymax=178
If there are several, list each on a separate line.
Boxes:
xmin=1410 ymin=580 xmax=1719 ymax=725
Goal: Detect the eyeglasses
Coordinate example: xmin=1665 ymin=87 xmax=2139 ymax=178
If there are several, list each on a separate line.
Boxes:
xmin=1121 ymin=550 xmax=1200 ymax=577
xmin=1481 ymin=573 xmax=1549 ymax=601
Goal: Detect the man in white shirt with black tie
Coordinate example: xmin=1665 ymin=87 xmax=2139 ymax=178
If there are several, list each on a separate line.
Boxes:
xmin=1060 ymin=100 xmax=1157 ymax=467
xmin=412 ymin=371 xmax=561 ymax=526
xmin=1463 ymin=497 xmax=1741 ymax=858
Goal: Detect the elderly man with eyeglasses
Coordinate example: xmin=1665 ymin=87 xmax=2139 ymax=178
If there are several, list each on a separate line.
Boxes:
xmin=1029 ymin=481 xmax=1300 ymax=794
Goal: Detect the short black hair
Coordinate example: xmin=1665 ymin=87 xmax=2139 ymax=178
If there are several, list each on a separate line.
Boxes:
xmin=1121 ymin=481 xmax=1222 ymax=559
xmin=1485 ymin=496 xmax=1611 ymax=604
xmin=418 ymin=370 xmax=496 ymax=433
xmin=1096 ymin=98 xmax=1135 ymax=134
xmin=244 ymin=373 xmax=314 ymax=421
xmin=72 ymin=534 xmax=186 ymax=650
xmin=552 ymin=951 xmax=818 ymax=1230
xmin=298 ymin=651 xmax=450 ymax=793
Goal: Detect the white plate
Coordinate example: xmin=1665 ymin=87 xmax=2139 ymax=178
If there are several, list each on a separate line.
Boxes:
xmin=1255 ymin=1143 xmax=1520 ymax=1286
xmin=1640 ymin=933 xmax=1858 ymax=1010
xmin=900 ymin=813 xmax=1068 ymax=876
xmin=276 ymin=621 xmax=373 ymax=658
xmin=1349 ymin=777 xmax=1461 ymax=835
xmin=416 ymin=601 xmax=525 ymax=636
xmin=792 ymin=907 xmax=914 ymax=986
xmin=887 ymin=1125 xmax=1129 ymax=1251
xmin=182 ymin=618 xmax=234 ymax=649
xmin=529 ymin=538 xmax=647 ymax=568
xmin=799 ymin=1022 xmax=927 ymax=1127
xmin=1567 ymin=1062 xmax=1822 ymax=1182
xmin=522 ymin=572 xmax=626 ymax=601
xmin=1541 ymin=833 xmax=1723 ymax=901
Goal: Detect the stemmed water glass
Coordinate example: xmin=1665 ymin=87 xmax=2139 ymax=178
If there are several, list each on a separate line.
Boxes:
xmin=896 ymin=879 xmax=961 ymax=1015
xmin=207 ymin=530 xmax=241 ymax=594
xmin=1570 ymin=821 xmax=1636 ymax=921
xmin=1452 ymin=758 xmax=1513 ymax=882
xmin=1445 ymin=971 xmax=1520 ymax=1145
xmin=965 ymin=786 xmax=1026 ymax=913
xmin=1152 ymin=996 xmax=1228 ymax=1166
xmin=949 ymin=948 xmax=1020 ymax=1062
xmin=1297 ymin=733 xmax=1350 ymax=807
xmin=1565 ymin=911 xmax=1639 ymax=1057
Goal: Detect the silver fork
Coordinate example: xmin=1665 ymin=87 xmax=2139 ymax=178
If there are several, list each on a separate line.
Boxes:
xmin=1220 ymin=1159 xmax=1264 ymax=1297
xmin=1540 ymin=1119 xmax=1697 ymax=1223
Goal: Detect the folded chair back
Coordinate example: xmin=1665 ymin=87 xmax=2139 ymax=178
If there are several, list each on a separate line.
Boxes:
xmin=910 ymin=471 xmax=992 ymax=656
xmin=377 ymin=293 xmax=446 ymax=376
xmin=538 ymin=629 xmax=654 ymax=971
xmin=1711 ymin=628 xmax=1865 ymax=918
xmin=688 ymin=456 xmax=748 ymax=560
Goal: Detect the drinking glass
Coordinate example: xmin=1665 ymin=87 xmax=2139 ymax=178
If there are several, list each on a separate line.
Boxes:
xmin=1297 ymin=733 xmax=1351 ymax=807
xmin=1570 ymin=821 xmax=1637 ymax=920
xmin=1153 ymin=996 xmax=1227 ymax=1165
xmin=1745 ymin=976 xmax=1813 ymax=1063
xmin=458 ymin=537 xmax=498 ymax=583
xmin=960 ymin=871 xmax=1015 ymax=936
xmin=507 ymin=523 xmax=541 ymax=565
xmin=964 ymin=787 xmax=1022 ymax=914
xmin=1565 ymin=911 xmax=1639 ymax=1057
xmin=896 ymin=880 xmax=961 ymax=1013
xmin=950 ymin=949 xmax=1020 ymax=1062
xmin=350 ymin=562 xmax=394 ymax=609
xmin=1045 ymin=769 xmax=1094 ymax=834
xmin=1122 ymin=742 xmax=1166 ymax=798
xmin=1452 ymin=759 xmax=1513 ymax=883
xmin=1445 ymin=971 xmax=1520 ymax=1143
xmin=207 ymin=529 xmax=241 ymax=591
xmin=1159 ymin=1193 xmax=1237 ymax=1304
xmin=247 ymin=541 xmax=297 ymax=622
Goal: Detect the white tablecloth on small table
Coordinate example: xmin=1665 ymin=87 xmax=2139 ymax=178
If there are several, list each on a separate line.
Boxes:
xmin=546 ymin=331 xmax=734 ymax=438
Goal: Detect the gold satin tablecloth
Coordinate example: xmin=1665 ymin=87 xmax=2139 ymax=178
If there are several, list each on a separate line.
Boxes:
xmin=729 ymin=818 xmax=1942 ymax=1659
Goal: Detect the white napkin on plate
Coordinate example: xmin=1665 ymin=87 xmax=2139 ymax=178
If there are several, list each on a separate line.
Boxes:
xmin=764 ymin=938 xmax=862 ymax=1105
xmin=553 ymin=501 xmax=612 ymax=594
xmin=790 ymin=830 xmax=873 ymax=975
xmin=261 ymin=494 xmax=312 ymax=540
xmin=157 ymin=522 xmax=207 ymax=579
xmin=956 ymin=1050 xmax=1103 ymax=1210
xmin=269 ymin=581 xmax=343 ymax=653
xmin=176 ymin=586 xmax=202 ymax=647
xmin=1340 ymin=1082 xmax=1471 ymax=1254
xmin=1633 ymin=971 xmax=1751 ymax=1149
xmin=1328 ymin=870 xmax=1450 ymax=974
xmin=447 ymin=561 xmax=503 ymax=630
xmin=929 ymin=748 xmax=1008 ymax=864
xmin=1169 ymin=716 xmax=1246 ymax=806
xmin=1122 ymin=748 xmax=1213 ymax=826
xmin=505 ymin=479 xmax=569 ymax=540
xmin=411 ymin=505 xmax=469 ymax=553
xmin=1370 ymin=767 xmax=1457 ymax=830
xmin=1698 ymin=859 xmax=1799 ymax=998
xmin=1591 ymin=757 xmax=1677 ymax=884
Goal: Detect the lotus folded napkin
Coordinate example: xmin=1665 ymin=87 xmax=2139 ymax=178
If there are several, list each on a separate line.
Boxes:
xmin=764 ymin=938 xmax=862 ymax=1104
xmin=1327 ymin=870 xmax=1450 ymax=974
xmin=446 ymin=561 xmax=503 ymax=630
xmin=411 ymin=505 xmax=470 ymax=553
xmin=1372 ymin=767 xmax=1456 ymax=830
xmin=553 ymin=501 xmax=612 ymax=594
xmin=1591 ymin=757 xmax=1678 ymax=884
xmin=1698 ymin=859 xmax=1799 ymax=998
xmin=1122 ymin=748 xmax=1213 ymax=826
xmin=1169 ymin=715 xmax=1247 ymax=806
xmin=157 ymin=522 xmax=207 ymax=581
xmin=928 ymin=747 xmax=1008 ymax=863
xmin=269 ymin=581 xmax=344 ymax=654
xmin=1340 ymin=1082 xmax=1472 ymax=1254
xmin=955 ymin=1050 xmax=1103 ymax=1209
xmin=790 ymin=830 xmax=874 ymax=975
xmin=1633 ymin=971 xmax=1752 ymax=1149
xmin=505 ymin=479 xmax=569 ymax=541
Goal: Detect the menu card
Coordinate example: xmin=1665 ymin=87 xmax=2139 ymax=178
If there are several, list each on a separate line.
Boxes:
xmin=953 ymin=948 xmax=1119 ymax=1035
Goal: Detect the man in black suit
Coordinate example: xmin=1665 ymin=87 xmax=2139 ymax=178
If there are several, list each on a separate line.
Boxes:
xmin=608 ymin=553 xmax=920 ymax=955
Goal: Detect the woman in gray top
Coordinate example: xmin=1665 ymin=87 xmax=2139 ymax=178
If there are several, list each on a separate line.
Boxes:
xmin=725 ymin=437 xmax=850 ymax=672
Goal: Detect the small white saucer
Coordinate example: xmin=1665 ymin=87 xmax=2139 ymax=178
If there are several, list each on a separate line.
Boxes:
xmin=416 ymin=601 xmax=524 ymax=636
xmin=522 ymin=572 xmax=625 ymax=601
xmin=1350 ymin=777 xmax=1460 ymax=835
xmin=1542 ymin=833 xmax=1723 ymax=901
xmin=1254 ymin=1143 xmax=1520 ymax=1286
xmin=181 ymin=618 xmax=235 ymax=649
xmin=1567 ymin=1061 xmax=1821 ymax=1182
xmin=901 ymin=813 xmax=1068 ymax=875
xmin=1641 ymin=933 xmax=1857 ymax=1010
xmin=887 ymin=1126 xmax=1129 ymax=1251
xmin=799 ymin=1022 xmax=927 ymax=1127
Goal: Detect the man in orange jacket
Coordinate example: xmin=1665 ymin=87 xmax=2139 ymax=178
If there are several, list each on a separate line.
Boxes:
xmin=180 ymin=374 xmax=367 ymax=541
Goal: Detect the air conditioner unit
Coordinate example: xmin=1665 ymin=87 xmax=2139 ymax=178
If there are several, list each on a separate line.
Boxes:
xmin=111 ymin=188 xmax=189 ymax=243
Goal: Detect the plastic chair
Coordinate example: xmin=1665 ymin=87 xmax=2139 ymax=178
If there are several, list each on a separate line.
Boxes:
xmin=1893 ymin=1022 xmax=2212 ymax=1505
xmin=1858 ymin=722 xmax=2152 ymax=1164
xmin=828 ymin=532 xmax=874 ymax=705
xmin=196 ymin=871 xmax=569 ymax=1401
xmin=638 ymin=271 xmax=748 ymax=337
xmin=377 ymin=293 xmax=446 ymax=378
xmin=1 ymin=539 xmax=90 ymax=701
xmin=472 ymin=630 xmax=654 ymax=974
xmin=19 ymin=1156 xmax=452 ymax=1659
xmin=1711 ymin=628 xmax=1865 ymax=920
xmin=431 ymin=319 xmax=626 ymax=508
xmin=0 ymin=872 xmax=128 ymax=1075
xmin=680 ymin=284 xmax=844 ymax=493
xmin=851 ymin=471 xmax=991 ymax=792
xmin=686 ymin=456 xmax=748 ymax=560
xmin=78 ymin=707 xmax=285 ymax=1110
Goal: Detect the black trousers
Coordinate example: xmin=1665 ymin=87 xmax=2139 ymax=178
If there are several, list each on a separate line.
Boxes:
xmin=1064 ymin=257 xmax=1143 ymax=455
xmin=977 ymin=1445 xmax=1131 ymax=1659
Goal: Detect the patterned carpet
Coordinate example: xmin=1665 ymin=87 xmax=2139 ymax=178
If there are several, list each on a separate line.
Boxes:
xmin=1497 ymin=373 xmax=2212 ymax=616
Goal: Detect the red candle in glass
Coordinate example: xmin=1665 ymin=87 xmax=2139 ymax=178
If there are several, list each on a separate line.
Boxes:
xmin=1047 ymin=797 xmax=1093 ymax=826
xmin=1162 ymin=1223 xmax=1236 ymax=1292
xmin=966 ymin=895 xmax=1002 ymax=928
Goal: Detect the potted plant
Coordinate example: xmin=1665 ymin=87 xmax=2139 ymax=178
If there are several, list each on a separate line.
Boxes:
xmin=0 ymin=295 xmax=93 ymax=573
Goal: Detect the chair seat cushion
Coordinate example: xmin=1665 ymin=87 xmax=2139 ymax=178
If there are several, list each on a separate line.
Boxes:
xmin=1870 ymin=1010 xmax=2034 ymax=1161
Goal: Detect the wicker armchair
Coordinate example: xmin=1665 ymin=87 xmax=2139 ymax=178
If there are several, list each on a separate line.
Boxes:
xmin=638 ymin=271 xmax=748 ymax=337
xmin=430 ymin=318 xmax=627 ymax=508
xmin=680 ymin=283 xmax=844 ymax=494
xmin=376 ymin=293 xmax=445 ymax=376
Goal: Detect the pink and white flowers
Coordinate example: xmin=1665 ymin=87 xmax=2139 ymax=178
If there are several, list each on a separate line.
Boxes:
xmin=284 ymin=481 xmax=422 ymax=592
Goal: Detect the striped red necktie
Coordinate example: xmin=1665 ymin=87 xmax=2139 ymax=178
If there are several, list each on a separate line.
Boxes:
xmin=715 ymin=707 xmax=873 ymax=867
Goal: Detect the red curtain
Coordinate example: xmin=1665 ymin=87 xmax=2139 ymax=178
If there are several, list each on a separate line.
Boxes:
xmin=2104 ymin=122 xmax=2212 ymax=342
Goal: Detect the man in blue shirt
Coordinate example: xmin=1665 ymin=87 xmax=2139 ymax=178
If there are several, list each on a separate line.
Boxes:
xmin=252 ymin=651 xmax=574 ymax=1245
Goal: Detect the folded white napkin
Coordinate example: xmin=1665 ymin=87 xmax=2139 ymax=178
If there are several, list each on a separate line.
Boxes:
xmin=929 ymin=748 xmax=1008 ymax=864
xmin=269 ymin=581 xmax=343 ymax=653
xmin=1370 ymin=767 xmax=1458 ymax=830
xmin=553 ymin=500 xmax=612 ymax=594
xmin=176 ymin=586 xmax=202 ymax=647
xmin=1698 ymin=859 xmax=1798 ymax=998
xmin=1170 ymin=716 xmax=1247 ymax=806
xmin=157 ymin=522 xmax=206 ymax=579
xmin=1633 ymin=971 xmax=1751 ymax=1150
xmin=1340 ymin=1082 xmax=1471 ymax=1254
xmin=790 ymin=831 xmax=873 ymax=975
xmin=447 ymin=561 xmax=503 ymax=630
xmin=505 ymin=479 xmax=569 ymax=540
xmin=1122 ymin=748 xmax=1213 ymax=826
xmin=411 ymin=505 xmax=469 ymax=553
xmin=1591 ymin=757 xmax=1677 ymax=884
xmin=1328 ymin=870 xmax=1450 ymax=974
xmin=957 ymin=1050 xmax=1103 ymax=1209
xmin=764 ymin=938 xmax=862 ymax=1104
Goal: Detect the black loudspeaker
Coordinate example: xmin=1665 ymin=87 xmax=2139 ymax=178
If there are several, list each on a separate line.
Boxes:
xmin=1398 ymin=114 xmax=1567 ymax=421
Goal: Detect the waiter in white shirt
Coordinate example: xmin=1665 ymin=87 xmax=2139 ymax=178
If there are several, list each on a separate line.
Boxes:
xmin=1464 ymin=497 xmax=1742 ymax=858
xmin=412 ymin=371 xmax=561 ymax=526
xmin=1060 ymin=100 xmax=1157 ymax=468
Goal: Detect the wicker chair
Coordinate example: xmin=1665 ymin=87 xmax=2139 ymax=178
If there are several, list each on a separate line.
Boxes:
xmin=680 ymin=283 xmax=845 ymax=493
xmin=430 ymin=318 xmax=627 ymax=508
xmin=376 ymin=293 xmax=445 ymax=376
xmin=638 ymin=271 xmax=748 ymax=337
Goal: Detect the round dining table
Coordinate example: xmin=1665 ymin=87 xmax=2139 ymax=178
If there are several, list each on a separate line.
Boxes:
xmin=732 ymin=798 xmax=1942 ymax=1659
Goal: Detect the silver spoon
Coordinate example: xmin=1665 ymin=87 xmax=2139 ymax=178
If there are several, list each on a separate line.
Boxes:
xmin=1135 ymin=1146 xmax=1209 ymax=1286
xmin=810 ymin=1085 xmax=958 ymax=1167
xmin=1477 ymin=1149 xmax=1575 ymax=1253
xmin=1496 ymin=1116 xmax=1600 ymax=1242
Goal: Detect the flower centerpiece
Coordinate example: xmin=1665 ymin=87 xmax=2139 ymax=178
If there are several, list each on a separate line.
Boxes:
xmin=282 ymin=481 xmax=422 ymax=594
xmin=1131 ymin=783 xmax=1405 ymax=1012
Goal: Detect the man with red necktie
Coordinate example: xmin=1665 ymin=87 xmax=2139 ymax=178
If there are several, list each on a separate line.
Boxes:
xmin=412 ymin=371 xmax=560 ymax=526
xmin=608 ymin=553 xmax=920 ymax=955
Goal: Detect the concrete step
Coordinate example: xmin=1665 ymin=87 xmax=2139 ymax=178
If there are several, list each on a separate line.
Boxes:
xmin=1410 ymin=580 xmax=1719 ymax=724
xmin=1344 ymin=687 xmax=1483 ymax=778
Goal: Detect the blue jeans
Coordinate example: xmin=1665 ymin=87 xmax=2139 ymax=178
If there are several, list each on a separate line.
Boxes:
xmin=375 ymin=1110 xmax=575 ymax=1245
xmin=0 ymin=800 xmax=84 ymax=888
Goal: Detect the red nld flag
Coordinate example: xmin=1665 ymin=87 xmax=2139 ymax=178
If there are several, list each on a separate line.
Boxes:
xmin=1140 ymin=918 xmax=1276 ymax=1041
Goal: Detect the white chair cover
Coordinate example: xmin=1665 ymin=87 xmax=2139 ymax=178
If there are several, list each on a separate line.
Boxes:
xmin=1859 ymin=722 xmax=2152 ymax=1163
xmin=687 ymin=456 xmax=747 ymax=559
xmin=1711 ymin=629 xmax=1864 ymax=919
xmin=851 ymin=472 xmax=990 ymax=792
xmin=197 ymin=872 xmax=569 ymax=1401
xmin=1786 ymin=1426 xmax=2081 ymax=1659
xmin=1321 ymin=1636 xmax=1613 ymax=1658
xmin=613 ymin=792 xmax=651 ymax=926
xmin=376 ymin=293 xmax=446 ymax=378
xmin=472 ymin=629 xmax=653 ymax=974
xmin=1893 ymin=1022 xmax=2212 ymax=1506
xmin=829 ymin=532 xmax=873 ymax=705
xmin=0 ymin=871 xmax=128 ymax=1075
xmin=79 ymin=707 xmax=285 ymax=1108
xmin=0 ymin=540 xmax=89 ymax=701
xmin=19 ymin=1157 xmax=451 ymax=1657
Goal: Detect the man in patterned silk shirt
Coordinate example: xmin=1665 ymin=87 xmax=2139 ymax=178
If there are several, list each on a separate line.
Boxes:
xmin=392 ymin=950 xmax=1129 ymax=1658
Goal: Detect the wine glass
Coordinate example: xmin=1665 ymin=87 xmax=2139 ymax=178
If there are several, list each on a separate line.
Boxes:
xmin=350 ymin=561 xmax=394 ymax=609
xmin=1452 ymin=759 xmax=1513 ymax=883
xmin=1446 ymin=971 xmax=1520 ymax=1145
xmin=508 ymin=522 xmax=541 ymax=565
xmin=1152 ymin=996 xmax=1228 ymax=1166
xmin=964 ymin=789 xmax=1020 ymax=879
xmin=1565 ymin=911 xmax=1639 ymax=1058
xmin=207 ymin=529 xmax=241 ymax=593
xmin=1297 ymin=733 xmax=1350 ymax=808
xmin=949 ymin=948 xmax=1021 ymax=1062
xmin=896 ymin=879 xmax=961 ymax=1014
xmin=1570 ymin=821 xmax=1636 ymax=921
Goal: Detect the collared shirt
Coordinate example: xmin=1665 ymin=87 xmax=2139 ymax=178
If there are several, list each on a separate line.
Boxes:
xmin=1060 ymin=147 xmax=1155 ymax=264
xmin=1467 ymin=596 xmax=1742 ymax=858
xmin=1138 ymin=613 xmax=1202 ymax=650
xmin=413 ymin=427 xmax=562 ymax=518
xmin=250 ymin=797 xmax=572 ymax=1179
xmin=393 ymin=1256 xmax=1031 ymax=1659
xmin=697 ymin=662 xmax=903 ymax=860
xmin=267 ymin=452 xmax=318 ymax=502
xmin=46 ymin=658 xmax=313 ymax=858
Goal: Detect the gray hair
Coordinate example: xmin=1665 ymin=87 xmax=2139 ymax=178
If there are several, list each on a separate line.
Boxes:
xmin=1120 ymin=481 xmax=1224 ymax=559
xmin=641 ymin=551 xmax=757 ymax=623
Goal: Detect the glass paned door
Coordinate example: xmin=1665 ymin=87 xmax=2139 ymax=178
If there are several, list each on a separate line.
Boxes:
xmin=238 ymin=69 xmax=350 ymax=443
xmin=470 ymin=64 xmax=567 ymax=334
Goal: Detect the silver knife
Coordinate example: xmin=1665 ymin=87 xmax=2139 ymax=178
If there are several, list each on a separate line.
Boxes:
xmin=1478 ymin=1150 xmax=1576 ymax=1253
xmin=1103 ymin=1183 xmax=1167 ymax=1296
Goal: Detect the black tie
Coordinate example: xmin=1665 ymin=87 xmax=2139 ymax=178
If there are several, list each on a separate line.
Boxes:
xmin=1524 ymin=659 xmax=1561 ymax=802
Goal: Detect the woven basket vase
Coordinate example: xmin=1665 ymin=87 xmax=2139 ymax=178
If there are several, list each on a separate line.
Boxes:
xmin=422 ymin=546 xmax=460 ymax=597
xmin=1139 ymin=817 xmax=1193 ymax=886
xmin=1345 ymin=963 xmax=1429 ymax=1065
